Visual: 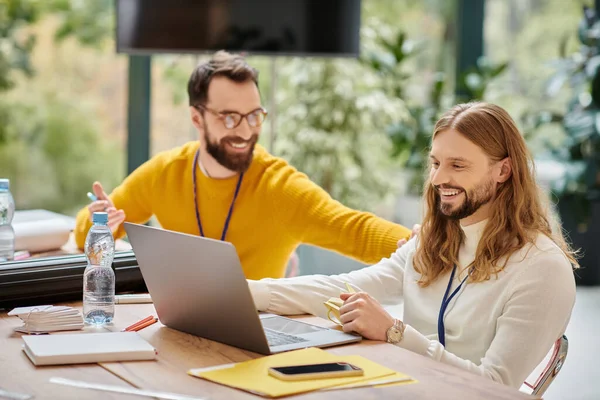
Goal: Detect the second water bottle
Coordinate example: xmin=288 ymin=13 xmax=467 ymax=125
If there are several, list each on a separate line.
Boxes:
xmin=0 ymin=178 xmax=15 ymax=262
xmin=83 ymin=211 xmax=115 ymax=325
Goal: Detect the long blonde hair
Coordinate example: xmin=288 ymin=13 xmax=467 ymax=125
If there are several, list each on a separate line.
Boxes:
xmin=413 ymin=102 xmax=578 ymax=287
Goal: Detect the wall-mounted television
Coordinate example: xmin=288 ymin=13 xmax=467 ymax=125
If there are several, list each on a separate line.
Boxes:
xmin=115 ymin=0 xmax=362 ymax=57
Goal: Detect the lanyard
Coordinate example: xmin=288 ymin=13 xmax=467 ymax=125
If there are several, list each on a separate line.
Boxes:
xmin=192 ymin=149 xmax=244 ymax=241
xmin=437 ymin=264 xmax=468 ymax=347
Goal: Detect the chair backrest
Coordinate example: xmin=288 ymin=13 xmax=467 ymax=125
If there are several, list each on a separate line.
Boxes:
xmin=523 ymin=335 xmax=569 ymax=396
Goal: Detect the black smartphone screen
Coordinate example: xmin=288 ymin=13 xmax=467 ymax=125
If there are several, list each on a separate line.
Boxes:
xmin=271 ymin=362 xmax=357 ymax=375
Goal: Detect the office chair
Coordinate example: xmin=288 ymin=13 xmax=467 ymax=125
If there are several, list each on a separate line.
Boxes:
xmin=523 ymin=335 xmax=569 ymax=396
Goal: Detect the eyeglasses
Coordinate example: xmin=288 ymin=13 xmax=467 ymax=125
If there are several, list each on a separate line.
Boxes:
xmin=195 ymin=105 xmax=268 ymax=129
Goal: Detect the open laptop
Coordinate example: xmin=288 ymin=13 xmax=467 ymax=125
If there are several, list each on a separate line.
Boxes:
xmin=123 ymin=222 xmax=361 ymax=354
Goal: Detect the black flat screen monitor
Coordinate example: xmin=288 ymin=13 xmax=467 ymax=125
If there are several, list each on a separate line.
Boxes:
xmin=116 ymin=0 xmax=361 ymax=57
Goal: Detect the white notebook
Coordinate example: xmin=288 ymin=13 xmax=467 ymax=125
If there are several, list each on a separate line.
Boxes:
xmin=22 ymin=332 xmax=157 ymax=366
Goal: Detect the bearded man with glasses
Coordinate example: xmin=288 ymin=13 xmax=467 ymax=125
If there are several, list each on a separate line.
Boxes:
xmin=74 ymin=51 xmax=414 ymax=280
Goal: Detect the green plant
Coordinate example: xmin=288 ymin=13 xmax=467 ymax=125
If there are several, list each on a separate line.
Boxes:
xmin=527 ymin=5 xmax=600 ymax=225
xmin=364 ymin=30 xmax=507 ymax=195
xmin=274 ymin=58 xmax=408 ymax=211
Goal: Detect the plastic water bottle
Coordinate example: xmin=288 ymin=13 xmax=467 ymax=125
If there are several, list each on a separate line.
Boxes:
xmin=83 ymin=211 xmax=115 ymax=325
xmin=0 ymin=179 xmax=15 ymax=262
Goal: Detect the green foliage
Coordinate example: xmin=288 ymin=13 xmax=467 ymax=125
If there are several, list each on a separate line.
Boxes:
xmin=361 ymin=31 xmax=425 ymax=100
xmin=528 ymin=5 xmax=600 ymax=225
xmin=160 ymin=57 xmax=192 ymax=105
xmin=456 ymin=57 xmax=508 ymax=104
xmin=0 ymin=136 xmax=57 ymax=209
xmin=49 ymin=0 xmax=113 ymax=47
xmin=0 ymin=0 xmax=40 ymax=91
xmin=0 ymin=0 xmax=112 ymax=92
xmin=274 ymin=58 xmax=408 ymax=211
xmin=0 ymin=94 xmax=123 ymax=215
xmin=0 ymin=0 xmax=122 ymax=215
xmin=364 ymin=28 xmax=507 ymax=194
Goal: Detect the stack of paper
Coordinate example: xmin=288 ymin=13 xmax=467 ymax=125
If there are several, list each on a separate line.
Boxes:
xmin=188 ymin=347 xmax=416 ymax=397
xmin=8 ymin=305 xmax=84 ymax=334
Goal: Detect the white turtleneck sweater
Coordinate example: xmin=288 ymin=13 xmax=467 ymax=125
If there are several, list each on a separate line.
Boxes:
xmin=248 ymin=219 xmax=576 ymax=388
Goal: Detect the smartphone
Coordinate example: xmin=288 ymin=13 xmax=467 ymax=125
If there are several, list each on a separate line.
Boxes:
xmin=268 ymin=362 xmax=364 ymax=381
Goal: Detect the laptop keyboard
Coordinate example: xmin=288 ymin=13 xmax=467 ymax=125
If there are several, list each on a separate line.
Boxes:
xmin=264 ymin=328 xmax=309 ymax=347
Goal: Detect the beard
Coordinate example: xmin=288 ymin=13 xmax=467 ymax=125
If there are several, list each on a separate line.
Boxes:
xmin=436 ymin=177 xmax=495 ymax=220
xmin=204 ymin=124 xmax=258 ymax=173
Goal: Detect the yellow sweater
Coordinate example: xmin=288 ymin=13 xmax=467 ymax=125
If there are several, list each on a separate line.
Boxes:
xmin=75 ymin=142 xmax=411 ymax=279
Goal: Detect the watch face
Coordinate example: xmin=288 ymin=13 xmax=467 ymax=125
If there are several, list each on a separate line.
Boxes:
xmin=388 ymin=328 xmax=403 ymax=343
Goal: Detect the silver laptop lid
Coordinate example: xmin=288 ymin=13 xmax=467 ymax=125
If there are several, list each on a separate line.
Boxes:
xmin=124 ymin=222 xmax=271 ymax=354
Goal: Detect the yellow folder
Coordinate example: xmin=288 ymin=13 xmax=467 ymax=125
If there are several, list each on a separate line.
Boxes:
xmin=188 ymin=347 xmax=412 ymax=397
xmin=322 ymin=372 xmax=416 ymax=390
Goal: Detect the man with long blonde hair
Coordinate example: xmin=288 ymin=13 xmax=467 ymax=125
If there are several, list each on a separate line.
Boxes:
xmin=248 ymin=102 xmax=577 ymax=388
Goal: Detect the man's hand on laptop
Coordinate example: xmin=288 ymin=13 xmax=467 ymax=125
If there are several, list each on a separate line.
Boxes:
xmin=397 ymin=224 xmax=421 ymax=248
xmin=88 ymin=181 xmax=126 ymax=232
xmin=337 ymin=292 xmax=395 ymax=342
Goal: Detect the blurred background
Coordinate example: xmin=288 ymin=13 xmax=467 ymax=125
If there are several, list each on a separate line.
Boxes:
xmin=1 ymin=0 xmax=598 ymax=398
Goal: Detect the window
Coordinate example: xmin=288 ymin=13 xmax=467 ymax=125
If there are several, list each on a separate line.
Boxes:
xmin=0 ymin=3 xmax=136 ymax=308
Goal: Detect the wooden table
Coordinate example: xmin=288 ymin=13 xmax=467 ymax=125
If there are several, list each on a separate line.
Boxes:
xmin=0 ymin=302 xmax=539 ymax=400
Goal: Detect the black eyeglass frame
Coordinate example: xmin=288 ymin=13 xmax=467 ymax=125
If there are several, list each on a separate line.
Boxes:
xmin=194 ymin=104 xmax=268 ymax=129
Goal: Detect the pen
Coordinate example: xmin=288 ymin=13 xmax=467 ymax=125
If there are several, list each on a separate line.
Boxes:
xmin=122 ymin=315 xmax=154 ymax=332
xmin=128 ymin=318 xmax=158 ymax=332
xmin=87 ymin=191 xmax=109 ymax=212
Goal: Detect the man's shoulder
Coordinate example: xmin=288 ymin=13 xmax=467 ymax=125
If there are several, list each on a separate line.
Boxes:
xmin=512 ymin=232 xmax=573 ymax=273
xmin=250 ymin=145 xmax=313 ymax=188
xmin=504 ymin=232 xmax=576 ymax=299
xmin=251 ymin=144 xmax=293 ymax=172
xmin=147 ymin=141 xmax=198 ymax=170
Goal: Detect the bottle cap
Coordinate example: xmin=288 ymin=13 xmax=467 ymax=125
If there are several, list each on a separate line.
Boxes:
xmin=92 ymin=212 xmax=109 ymax=224
xmin=0 ymin=179 xmax=9 ymax=191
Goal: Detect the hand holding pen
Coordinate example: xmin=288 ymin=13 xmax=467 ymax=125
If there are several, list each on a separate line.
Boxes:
xmin=87 ymin=181 xmax=126 ymax=232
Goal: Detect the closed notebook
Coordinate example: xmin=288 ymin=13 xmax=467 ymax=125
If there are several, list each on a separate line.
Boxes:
xmin=22 ymin=332 xmax=157 ymax=366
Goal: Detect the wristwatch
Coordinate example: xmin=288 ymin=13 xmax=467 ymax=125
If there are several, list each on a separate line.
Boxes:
xmin=386 ymin=319 xmax=405 ymax=344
